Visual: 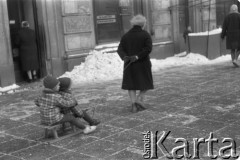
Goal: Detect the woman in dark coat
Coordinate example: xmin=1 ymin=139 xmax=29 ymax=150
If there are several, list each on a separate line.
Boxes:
xmin=117 ymin=15 xmax=154 ymax=113
xmin=15 ymin=21 xmax=39 ymax=82
xmin=221 ymin=4 xmax=240 ymax=67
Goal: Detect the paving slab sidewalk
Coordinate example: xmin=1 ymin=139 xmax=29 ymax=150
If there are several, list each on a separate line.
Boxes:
xmin=1 ymin=62 xmax=240 ymax=160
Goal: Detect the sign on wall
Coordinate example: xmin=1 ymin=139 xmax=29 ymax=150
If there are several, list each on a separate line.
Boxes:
xmin=96 ymin=15 xmax=116 ymax=24
xmin=97 ymin=19 xmax=116 ymax=24
xmin=96 ymin=15 xmax=116 ymax=19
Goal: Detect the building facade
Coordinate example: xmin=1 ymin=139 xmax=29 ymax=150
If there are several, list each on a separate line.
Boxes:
xmin=0 ymin=0 xmax=238 ymax=87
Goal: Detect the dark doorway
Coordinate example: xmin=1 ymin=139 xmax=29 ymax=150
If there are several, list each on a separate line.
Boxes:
xmin=94 ymin=0 xmax=122 ymax=44
xmin=7 ymin=0 xmax=41 ymax=82
xmin=94 ymin=0 xmax=142 ymax=44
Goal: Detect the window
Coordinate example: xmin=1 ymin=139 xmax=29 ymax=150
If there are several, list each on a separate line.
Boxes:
xmin=150 ymin=0 xmax=172 ymax=42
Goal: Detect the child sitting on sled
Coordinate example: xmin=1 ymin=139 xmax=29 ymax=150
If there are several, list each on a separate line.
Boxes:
xmin=58 ymin=77 xmax=100 ymax=126
xmin=35 ymin=75 xmax=96 ymax=134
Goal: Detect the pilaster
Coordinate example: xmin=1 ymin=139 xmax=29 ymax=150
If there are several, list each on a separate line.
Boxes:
xmin=0 ymin=0 xmax=15 ymax=87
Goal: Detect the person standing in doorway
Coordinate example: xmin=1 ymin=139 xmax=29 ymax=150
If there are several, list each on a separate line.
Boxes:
xmin=117 ymin=15 xmax=154 ymax=113
xmin=221 ymin=4 xmax=240 ymax=67
xmin=15 ymin=21 xmax=39 ymax=82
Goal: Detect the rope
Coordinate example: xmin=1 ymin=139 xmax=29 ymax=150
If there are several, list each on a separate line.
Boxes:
xmin=124 ymin=61 xmax=133 ymax=71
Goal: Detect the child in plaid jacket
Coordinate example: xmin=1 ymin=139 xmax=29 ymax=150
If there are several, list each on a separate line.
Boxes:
xmin=58 ymin=77 xmax=100 ymax=126
xmin=35 ymin=75 xmax=96 ymax=134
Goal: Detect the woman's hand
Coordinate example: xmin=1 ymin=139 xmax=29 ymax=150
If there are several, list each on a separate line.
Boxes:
xmin=123 ymin=56 xmax=138 ymax=63
xmin=123 ymin=56 xmax=131 ymax=63
xmin=129 ymin=56 xmax=138 ymax=62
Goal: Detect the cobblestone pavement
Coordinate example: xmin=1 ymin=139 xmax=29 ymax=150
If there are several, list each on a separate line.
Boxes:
xmin=1 ymin=62 xmax=240 ymax=160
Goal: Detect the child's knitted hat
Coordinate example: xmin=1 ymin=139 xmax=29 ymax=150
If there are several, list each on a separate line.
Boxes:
xmin=58 ymin=77 xmax=71 ymax=91
xmin=43 ymin=76 xmax=59 ymax=89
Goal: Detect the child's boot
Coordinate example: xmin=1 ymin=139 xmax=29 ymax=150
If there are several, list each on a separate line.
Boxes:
xmin=83 ymin=125 xmax=96 ymax=134
xmin=82 ymin=111 xmax=100 ymax=126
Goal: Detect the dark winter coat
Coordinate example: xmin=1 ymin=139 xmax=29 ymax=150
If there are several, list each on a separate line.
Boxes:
xmin=117 ymin=25 xmax=154 ymax=90
xmin=221 ymin=12 xmax=240 ymax=49
xmin=15 ymin=28 xmax=39 ymax=71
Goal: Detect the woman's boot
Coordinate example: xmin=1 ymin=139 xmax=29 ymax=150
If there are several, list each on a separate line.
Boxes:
xmin=136 ymin=91 xmax=147 ymax=111
xmin=131 ymin=103 xmax=138 ymax=113
xmin=135 ymin=102 xmax=146 ymax=111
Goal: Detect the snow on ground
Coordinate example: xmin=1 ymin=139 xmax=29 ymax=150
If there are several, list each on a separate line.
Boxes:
xmin=0 ymin=84 xmax=19 ymax=94
xmin=0 ymin=28 xmax=227 ymax=92
xmin=0 ymin=28 xmax=228 ymax=92
xmin=189 ymin=28 xmax=222 ymax=36
xmin=0 ymin=49 xmax=232 ymax=92
xmin=61 ymin=50 xmax=231 ymax=86
xmin=94 ymin=42 xmax=119 ymax=49
xmin=151 ymin=52 xmax=210 ymax=72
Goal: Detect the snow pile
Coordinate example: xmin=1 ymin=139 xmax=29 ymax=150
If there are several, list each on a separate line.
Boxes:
xmin=60 ymin=50 xmax=231 ymax=85
xmin=189 ymin=28 xmax=222 ymax=36
xmin=97 ymin=47 xmax=118 ymax=53
xmin=151 ymin=53 xmax=210 ymax=72
xmin=0 ymin=84 xmax=19 ymax=93
xmin=61 ymin=50 xmax=123 ymax=84
xmin=208 ymin=54 xmax=231 ymax=64
xmin=0 ymin=50 xmax=232 ymax=91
